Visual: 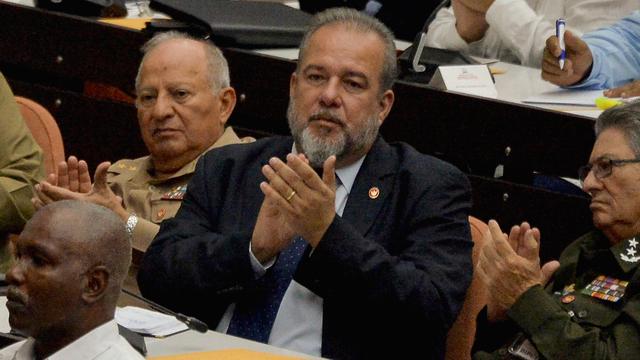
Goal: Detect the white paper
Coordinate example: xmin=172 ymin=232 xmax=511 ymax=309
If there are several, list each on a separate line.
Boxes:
xmin=523 ymin=89 xmax=603 ymax=106
xmin=0 ymin=297 xmax=10 ymax=333
xmin=116 ymin=306 xmax=188 ymax=337
xmin=430 ymin=65 xmax=498 ymax=98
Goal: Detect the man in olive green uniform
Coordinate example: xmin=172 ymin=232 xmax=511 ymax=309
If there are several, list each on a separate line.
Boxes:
xmin=473 ymin=103 xmax=640 ymax=359
xmin=33 ymin=31 xmax=252 ymax=252
xmin=106 ymin=125 xmax=251 ymax=252
xmin=0 ymin=72 xmax=43 ymax=271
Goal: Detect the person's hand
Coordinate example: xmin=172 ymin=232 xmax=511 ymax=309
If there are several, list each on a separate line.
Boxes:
xmin=604 ymin=80 xmax=640 ymax=98
xmin=55 ymin=156 xmax=92 ymax=193
xmin=506 ymin=221 xmax=535 ymax=255
xmin=251 ymin=186 xmax=298 ymax=265
xmin=452 ymin=0 xmax=489 ymax=43
xmin=542 ymin=31 xmax=593 ymax=86
xmin=259 ymin=153 xmax=336 ymax=247
xmin=32 ymin=162 xmax=128 ymax=220
xmin=477 ymin=220 xmax=560 ymax=322
xmin=456 ymin=0 xmax=494 ymax=13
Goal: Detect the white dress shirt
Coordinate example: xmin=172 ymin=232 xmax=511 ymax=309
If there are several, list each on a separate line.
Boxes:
xmin=0 ymin=320 xmax=144 ymax=360
xmin=425 ymin=0 xmax=639 ymax=67
xmin=217 ymin=153 xmax=366 ymax=356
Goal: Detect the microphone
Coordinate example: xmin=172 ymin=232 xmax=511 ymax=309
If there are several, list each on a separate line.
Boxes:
xmin=407 ymin=0 xmax=451 ymax=72
xmin=121 ymin=288 xmax=209 ymax=333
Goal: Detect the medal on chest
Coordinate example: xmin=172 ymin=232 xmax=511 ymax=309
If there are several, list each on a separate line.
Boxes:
xmin=581 ymin=275 xmax=628 ymax=303
xmin=161 ymin=184 xmax=187 ymax=200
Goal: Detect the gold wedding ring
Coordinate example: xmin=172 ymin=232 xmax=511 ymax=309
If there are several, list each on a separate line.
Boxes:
xmin=285 ymin=190 xmax=296 ymax=202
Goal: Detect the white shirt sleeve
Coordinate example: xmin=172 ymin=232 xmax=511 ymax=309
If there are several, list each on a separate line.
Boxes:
xmin=425 ymin=6 xmax=472 ymax=51
xmin=485 ymin=0 xmax=546 ymax=67
xmin=427 ymin=0 xmax=639 ymax=67
xmin=486 ymin=0 xmax=636 ymax=67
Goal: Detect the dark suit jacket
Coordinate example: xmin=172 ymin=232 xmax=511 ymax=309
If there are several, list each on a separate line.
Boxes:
xmin=138 ymin=136 xmax=473 ymax=359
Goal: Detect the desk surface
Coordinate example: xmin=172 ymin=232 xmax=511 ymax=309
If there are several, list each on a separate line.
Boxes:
xmin=490 ymin=62 xmax=602 ymax=118
xmin=146 ymin=329 xmax=319 ymax=359
xmin=255 ymin=46 xmax=602 ymax=119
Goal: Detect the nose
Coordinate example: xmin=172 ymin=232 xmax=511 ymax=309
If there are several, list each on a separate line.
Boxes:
xmin=319 ymin=77 xmax=342 ymax=108
xmin=150 ymin=93 xmax=175 ymax=121
xmin=581 ymin=168 xmax=602 ymax=195
xmin=6 ymin=259 xmax=24 ymax=286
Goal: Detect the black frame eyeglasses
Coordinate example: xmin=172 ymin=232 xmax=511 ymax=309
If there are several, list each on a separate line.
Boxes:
xmin=578 ymin=157 xmax=640 ymax=185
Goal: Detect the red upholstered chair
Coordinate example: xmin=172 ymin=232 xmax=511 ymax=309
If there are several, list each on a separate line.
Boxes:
xmin=15 ymin=96 xmax=65 ymax=176
xmin=445 ymin=216 xmax=489 ymax=360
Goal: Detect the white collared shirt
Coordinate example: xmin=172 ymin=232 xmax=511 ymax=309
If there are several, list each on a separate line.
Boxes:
xmin=217 ymin=150 xmax=366 ymax=356
xmin=425 ymin=0 xmax=638 ymax=67
xmin=0 ymin=319 xmax=144 ymax=360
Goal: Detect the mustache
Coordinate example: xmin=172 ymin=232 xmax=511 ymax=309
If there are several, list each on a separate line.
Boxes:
xmin=6 ymin=286 xmax=26 ymax=304
xmin=309 ymin=110 xmax=345 ymax=127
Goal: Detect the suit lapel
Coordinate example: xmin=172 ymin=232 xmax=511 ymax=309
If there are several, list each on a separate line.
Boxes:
xmin=341 ymin=138 xmax=396 ymax=236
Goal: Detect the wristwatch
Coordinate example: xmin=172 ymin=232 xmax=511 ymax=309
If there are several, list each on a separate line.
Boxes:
xmin=126 ymin=213 xmax=138 ymax=236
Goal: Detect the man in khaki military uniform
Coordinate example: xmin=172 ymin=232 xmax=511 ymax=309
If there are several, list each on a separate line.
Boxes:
xmin=33 ymin=31 xmax=252 ymax=253
xmin=0 ymin=72 xmax=43 ymax=271
xmin=473 ymin=103 xmax=640 ymax=359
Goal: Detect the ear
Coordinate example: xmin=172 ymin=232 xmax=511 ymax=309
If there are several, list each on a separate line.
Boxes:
xmin=289 ymin=72 xmax=298 ymax=98
xmin=216 ymin=87 xmax=237 ymax=126
xmin=376 ymin=89 xmax=395 ymax=126
xmin=81 ymin=265 xmax=109 ymax=304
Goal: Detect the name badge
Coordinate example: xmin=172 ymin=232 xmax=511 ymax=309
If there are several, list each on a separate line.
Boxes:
xmin=429 ymin=65 xmax=498 ymax=99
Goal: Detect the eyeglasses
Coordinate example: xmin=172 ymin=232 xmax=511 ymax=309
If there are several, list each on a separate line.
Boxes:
xmin=578 ymin=157 xmax=640 ymax=185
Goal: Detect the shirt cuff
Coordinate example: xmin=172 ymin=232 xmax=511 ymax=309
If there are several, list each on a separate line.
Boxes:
xmin=248 ymin=241 xmax=275 ymax=278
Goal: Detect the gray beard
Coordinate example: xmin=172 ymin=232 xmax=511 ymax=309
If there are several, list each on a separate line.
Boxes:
xmin=287 ymin=98 xmax=380 ymax=168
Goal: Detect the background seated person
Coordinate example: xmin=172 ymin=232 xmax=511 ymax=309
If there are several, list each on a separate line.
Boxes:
xmin=542 ymin=11 xmax=640 ymax=96
xmin=32 ymin=31 xmax=252 ymax=253
xmin=426 ymin=0 xmax=636 ymax=67
xmin=473 ymin=102 xmax=640 ymax=359
xmin=138 ymin=8 xmax=472 ymax=360
xmin=0 ymin=72 xmax=43 ymax=272
xmin=298 ymin=0 xmax=445 ymax=41
xmin=0 ymin=200 xmax=143 ymax=359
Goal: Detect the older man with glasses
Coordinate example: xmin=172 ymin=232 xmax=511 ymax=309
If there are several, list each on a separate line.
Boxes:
xmin=471 ymin=102 xmax=640 ymax=359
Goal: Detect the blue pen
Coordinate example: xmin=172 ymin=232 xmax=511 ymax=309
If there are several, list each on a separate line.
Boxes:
xmin=556 ymin=18 xmax=566 ymax=70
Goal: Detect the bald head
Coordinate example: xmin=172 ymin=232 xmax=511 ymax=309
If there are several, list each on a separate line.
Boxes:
xmin=27 ymin=200 xmax=131 ymax=292
xmin=7 ymin=200 xmax=132 ymax=358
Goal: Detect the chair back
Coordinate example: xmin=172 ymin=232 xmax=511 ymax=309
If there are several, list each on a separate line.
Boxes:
xmin=15 ymin=96 xmax=64 ymax=175
xmin=445 ymin=216 xmax=489 ymax=360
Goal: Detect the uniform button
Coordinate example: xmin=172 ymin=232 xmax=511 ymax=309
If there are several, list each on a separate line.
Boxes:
xmin=578 ymin=310 xmax=588 ymax=318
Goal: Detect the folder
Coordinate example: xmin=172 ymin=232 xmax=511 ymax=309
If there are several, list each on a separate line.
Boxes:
xmin=149 ymin=0 xmax=311 ymax=48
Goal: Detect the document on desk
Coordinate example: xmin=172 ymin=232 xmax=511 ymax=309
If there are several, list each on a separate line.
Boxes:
xmin=523 ymin=89 xmax=603 ymax=106
xmin=149 ymin=349 xmax=304 ymax=359
xmin=116 ymin=306 xmax=188 ymax=337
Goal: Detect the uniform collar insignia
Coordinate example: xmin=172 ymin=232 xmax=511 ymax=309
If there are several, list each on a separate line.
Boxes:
xmin=620 ymin=237 xmax=640 ymax=263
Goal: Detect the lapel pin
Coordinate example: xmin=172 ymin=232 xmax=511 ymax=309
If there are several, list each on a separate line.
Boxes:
xmin=368 ymin=187 xmax=380 ymax=199
xmin=156 ymin=208 xmax=166 ymax=220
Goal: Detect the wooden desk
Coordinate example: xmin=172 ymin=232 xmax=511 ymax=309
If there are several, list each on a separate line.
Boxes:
xmin=0 ymin=1 xmax=595 ymax=257
xmin=146 ymin=330 xmax=321 ymax=359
